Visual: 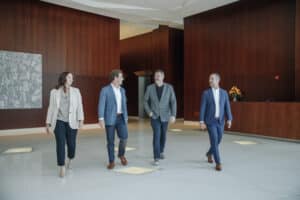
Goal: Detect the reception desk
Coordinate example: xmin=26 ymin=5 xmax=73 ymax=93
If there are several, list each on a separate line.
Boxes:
xmin=229 ymin=102 xmax=300 ymax=140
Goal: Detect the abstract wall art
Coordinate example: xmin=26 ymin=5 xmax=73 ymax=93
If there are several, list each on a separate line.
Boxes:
xmin=0 ymin=50 xmax=42 ymax=109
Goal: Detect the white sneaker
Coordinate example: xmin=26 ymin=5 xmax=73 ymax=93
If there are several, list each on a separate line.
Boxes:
xmin=59 ymin=166 xmax=66 ymax=178
xmin=66 ymin=159 xmax=72 ymax=169
xmin=152 ymin=160 xmax=160 ymax=166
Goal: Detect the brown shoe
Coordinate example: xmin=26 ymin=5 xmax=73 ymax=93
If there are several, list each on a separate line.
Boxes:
xmin=215 ymin=164 xmax=222 ymax=171
xmin=119 ymin=156 xmax=128 ymax=166
xmin=206 ymin=154 xmax=213 ymax=163
xmin=107 ymin=162 xmax=115 ymax=170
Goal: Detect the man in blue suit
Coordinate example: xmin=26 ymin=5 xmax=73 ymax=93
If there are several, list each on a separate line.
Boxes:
xmin=98 ymin=69 xmax=129 ymax=170
xmin=200 ymin=73 xmax=232 ymax=171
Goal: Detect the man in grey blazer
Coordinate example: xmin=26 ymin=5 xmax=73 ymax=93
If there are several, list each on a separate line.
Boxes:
xmin=144 ymin=69 xmax=177 ymax=165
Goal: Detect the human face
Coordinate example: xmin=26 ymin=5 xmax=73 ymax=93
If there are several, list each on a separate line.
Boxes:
xmin=209 ymin=74 xmax=220 ymax=89
xmin=154 ymin=72 xmax=164 ymax=86
xmin=115 ymin=73 xmax=124 ymax=86
xmin=65 ymin=73 xmax=73 ymax=87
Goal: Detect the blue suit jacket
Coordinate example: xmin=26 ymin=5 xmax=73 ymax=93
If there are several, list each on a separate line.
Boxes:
xmin=200 ymin=88 xmax=233 ymax=125
xmin=98 ymin=84 xmax=128 ymax=125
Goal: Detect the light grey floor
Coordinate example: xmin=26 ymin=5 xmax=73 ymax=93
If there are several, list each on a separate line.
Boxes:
xmin=0 ymin=120 xmax=300 ymax=200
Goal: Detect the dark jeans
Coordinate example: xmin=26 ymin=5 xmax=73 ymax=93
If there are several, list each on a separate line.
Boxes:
xmin=206 ymin=119 xmax=224 ymax=165
xmin=54 ymin=120 xmax=78 ymax=166
xmin=151 ymin=117 xmax=169 ymax=160
xmin=105 ymin=115 xmax=128 ymax=163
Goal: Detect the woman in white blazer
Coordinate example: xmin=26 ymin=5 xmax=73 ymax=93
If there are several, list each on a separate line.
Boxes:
xmin=46 ymin=72 xmax=84 ymax=178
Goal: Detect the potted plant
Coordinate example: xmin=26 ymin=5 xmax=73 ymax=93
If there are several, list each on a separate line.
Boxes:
xmin=229 ymin=86 xmax=242 ymax=101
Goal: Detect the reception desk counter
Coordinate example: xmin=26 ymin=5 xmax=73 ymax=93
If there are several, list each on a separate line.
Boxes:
xmin=229 ymin=102 xmax=300 ymax=140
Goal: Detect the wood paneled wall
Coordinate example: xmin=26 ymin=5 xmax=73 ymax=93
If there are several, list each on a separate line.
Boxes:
xmin=0 ymin=0 xmax=119 ymax=129
xmin=184 ymin=0 xmax=300 ymax=139
xmin=184 ymin=0 xmax=296 ymax=121
xmin=296 ymin=0 xmax=300 ymax=101
xmin=230 ymin=102 xmax=300 ymax=140
xmin=120 ymin=26 xmax=184 ymax=117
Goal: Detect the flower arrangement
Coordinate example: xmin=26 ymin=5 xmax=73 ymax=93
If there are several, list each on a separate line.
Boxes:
xmin=229 ymin=86 xmax=242 ymax=101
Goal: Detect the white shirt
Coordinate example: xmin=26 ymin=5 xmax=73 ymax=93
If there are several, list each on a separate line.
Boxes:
xmin=111 ymin=84 xmax=122 ymax=114
xmin=212 ymin=87 xmax=220 ymax=118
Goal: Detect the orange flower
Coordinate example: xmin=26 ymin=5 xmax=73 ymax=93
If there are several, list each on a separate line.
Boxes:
xmin=229 ymin=86 xmax=242 ymax=99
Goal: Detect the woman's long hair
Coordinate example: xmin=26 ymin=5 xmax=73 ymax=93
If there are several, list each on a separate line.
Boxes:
xmin=55 ymin=72 xmax=71 ymax=92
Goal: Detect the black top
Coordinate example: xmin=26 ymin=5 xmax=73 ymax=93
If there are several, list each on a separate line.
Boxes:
xmin=156 ymin=84 xmax=164 ymax=101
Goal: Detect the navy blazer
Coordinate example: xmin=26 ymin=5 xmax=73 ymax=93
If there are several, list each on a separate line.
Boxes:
xmin=199 ymin=88 xmax=233 ymax=125
xmin=98 ymin=84 xmax=128 ymax=125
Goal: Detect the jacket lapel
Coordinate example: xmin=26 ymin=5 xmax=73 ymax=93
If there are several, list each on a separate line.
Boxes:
xmin=56 ymin=88 xmax=61 ymax=107
xmin=120 ymin=87 xmax=123 ymax=107
xmin=220 ymin=89 xmax=224 ymax=106
xmin=152 ymin=84 xmax=160 ymax=104
xmin=109 ymin=84 xmax=117 ymax=106
xmin=209 ymin=88 xmax=215 ymax=107
xmin=153 ymin=83 xmax=166 ymax=104
xmin=69 ymin=87 xmax=74 ymax=111
xmin=159 ymin=83 xmax=166 ymax=104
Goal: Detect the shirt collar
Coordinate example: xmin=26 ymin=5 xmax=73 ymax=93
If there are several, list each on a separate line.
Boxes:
xmin=111 ymin=83 xmax=120 ymax=90
xmin=155 ymin=82 xmax=164 ymax=87
xmin=211 ymin=87 xmax=219 ymax=91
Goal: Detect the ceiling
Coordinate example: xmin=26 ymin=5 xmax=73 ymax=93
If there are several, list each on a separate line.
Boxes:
xmin=41 ymin=0 xmax=238 ymax=39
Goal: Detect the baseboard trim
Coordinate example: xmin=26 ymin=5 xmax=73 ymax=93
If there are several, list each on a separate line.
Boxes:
xmin=0 ymin=116 xmax=143 ymax=137
xmin=183 ymin=120 xmax=300 ymax=143
xmin=129 ymin=116 xmax=184 ymax=121
xmin=184 ymin=120 xmax=199 ymax=126
xmin=0 ymin=123 xmax=100 ymax=137
xmin=128 ymin=116 xmax=141 ymax=120
xmin=226 ymin=131 xmax=300 ymax=143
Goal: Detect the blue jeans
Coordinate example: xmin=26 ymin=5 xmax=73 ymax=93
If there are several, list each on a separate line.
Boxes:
xmin=54 ymin=120 xmax=78 ymax=166
xmin=206 ymin=119 xmax=224 ymax=164
xmin=105 ymin=115 xmax=128 ymax=163
xmin=151 ymin=117 xmax=169 ymax=160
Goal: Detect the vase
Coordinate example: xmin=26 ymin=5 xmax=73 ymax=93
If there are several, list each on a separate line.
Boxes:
xmin=233 ymin=97 xmax=237 ymax=102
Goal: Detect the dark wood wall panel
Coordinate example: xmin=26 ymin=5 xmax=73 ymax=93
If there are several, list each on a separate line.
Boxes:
xmin=169 ymin=29 xmax=184 ymax=116
xmin=296 ymin=0 xmax=300 ymax=101
xmin=230 ymin=102 xmax=300 ymax=140
xmin=184 ymin=0 xmax=299 ymax=140
xmin=0 ymin=0 xmax=119 ymax=130
xmin=120 ymin=26 xmax=184 ymax=117
xmin=184 ymin=0 xmax=296 ymax=121
xmin=120 ymin=31 xmax=154 ymax=115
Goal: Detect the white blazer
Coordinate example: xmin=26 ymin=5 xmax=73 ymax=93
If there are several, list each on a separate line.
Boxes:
xmin=46 ymin=87 xmax=84 ymax=133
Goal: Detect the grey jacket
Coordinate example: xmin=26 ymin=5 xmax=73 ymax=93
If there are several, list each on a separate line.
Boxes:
xmin=144 ymin=83 xmax=177 ymax=122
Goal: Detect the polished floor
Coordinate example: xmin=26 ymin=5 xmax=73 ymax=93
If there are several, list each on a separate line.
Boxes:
xmin=0 ymin=119 xmax=299 ymax=200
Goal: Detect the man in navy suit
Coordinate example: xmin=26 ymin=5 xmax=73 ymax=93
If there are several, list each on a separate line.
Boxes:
xmin=200 ymin=73 xmax=233 ymax=171
xmin=98 ymin=69 xmax=129 ymax=170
